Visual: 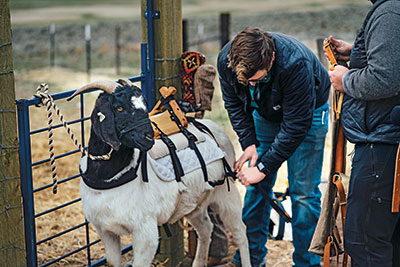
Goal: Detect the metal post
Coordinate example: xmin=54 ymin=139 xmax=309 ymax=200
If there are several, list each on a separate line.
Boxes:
xmin=16 ymin=101 xmax=37 ymax=267
xmin=220 ymin=13 xmax=230 ymax=49
xmin=85 ymin=24 xmax=91 ymax=83
xmin=144 ymin=0 xmax=156 ymax=109
xmin=141 ymin=43 xmax=149 ymax=102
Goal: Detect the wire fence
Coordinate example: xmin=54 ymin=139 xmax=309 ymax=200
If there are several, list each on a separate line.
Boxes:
xmin=11 ymin=14 xmax=230 ymax=78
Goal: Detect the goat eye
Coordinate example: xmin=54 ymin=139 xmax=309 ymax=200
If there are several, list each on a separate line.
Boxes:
xmin=116 ymin=107 xmax=124 ymax=112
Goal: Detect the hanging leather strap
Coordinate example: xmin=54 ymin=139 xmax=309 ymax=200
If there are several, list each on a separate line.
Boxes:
xmin=333 ymin=175 xmax=346 ymax=234
xmin=333 ymin=174 xmax=348 ymax=267
xmin=392 ymin=144 xmax=400 ymax=212
xmin=324 ymin=236 xmax=333 ymax=267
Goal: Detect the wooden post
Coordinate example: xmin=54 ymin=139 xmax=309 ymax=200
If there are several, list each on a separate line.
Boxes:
xmin=220 ymin=13 xmax=230 ymax=49
xmin=49 ymin=24 xmax=56 ymax=68
xmin=141 ymin=1 xmax=184 ymax=266
xmin=85 ymin=24 xmax=91 ymax=83
xmin=0 ymin=0 xmax=26 ymax=265
xmin=141 ymin=0 xmax=182 ymax=99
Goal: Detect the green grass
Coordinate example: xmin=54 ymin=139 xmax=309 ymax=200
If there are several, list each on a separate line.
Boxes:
xmin=10 ymin=0 xmax=140 ymax=10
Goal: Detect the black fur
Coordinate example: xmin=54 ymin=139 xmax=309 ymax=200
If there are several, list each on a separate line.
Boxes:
xmin=81 ymin=84 xmax=155 ymax=189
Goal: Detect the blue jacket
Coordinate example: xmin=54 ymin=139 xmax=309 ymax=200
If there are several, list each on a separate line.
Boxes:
xmin=217 ymin=32 xmax=330 ymax=173
xmin=342 ymin=0 xmax=400 ymax=144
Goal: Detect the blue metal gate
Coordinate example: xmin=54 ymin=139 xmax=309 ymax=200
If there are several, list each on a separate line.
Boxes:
xmin=15 ymin=1 xmax=158 ymax=266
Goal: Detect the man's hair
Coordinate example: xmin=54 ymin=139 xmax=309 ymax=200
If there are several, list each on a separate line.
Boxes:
xmin=228 ymin=27 xmax=275 ymax=86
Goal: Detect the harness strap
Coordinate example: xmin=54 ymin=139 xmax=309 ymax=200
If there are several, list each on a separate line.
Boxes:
xmin=141 ymin=151 xmax=148 ymax=183
xmin=163 ymin=100 xmax=209 ymax=183
xmin=188 ymin=117 xmax=237 ymax=188
xmin=151 ymin=121 xmax=184 ymax=182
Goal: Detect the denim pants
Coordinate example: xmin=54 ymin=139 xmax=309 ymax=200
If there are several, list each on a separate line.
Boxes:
xmin=233 ymin=102 xmax=329 ymax=267
xmin=344 ymin=143 xmax=400 ymax=267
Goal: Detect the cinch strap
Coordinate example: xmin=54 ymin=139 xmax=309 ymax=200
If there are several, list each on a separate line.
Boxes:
xmin=163 ymin=98 xmax=209 ymax=183
xmin=151 ymin=121 xmax=185 ymax=182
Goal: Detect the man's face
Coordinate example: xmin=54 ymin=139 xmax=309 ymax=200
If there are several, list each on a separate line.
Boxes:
xmin=247 ymin=51 xmax=275 ymax=86
xmin=248 ymin=69 xmax=268 ymax=86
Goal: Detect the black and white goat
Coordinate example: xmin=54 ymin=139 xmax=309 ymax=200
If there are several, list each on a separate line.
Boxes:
xmin=68 ymin=79 xmax=251 ymax=267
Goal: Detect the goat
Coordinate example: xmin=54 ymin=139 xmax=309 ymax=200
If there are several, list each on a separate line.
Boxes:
xmin=68 ymin=79 xmax=251 ymax=267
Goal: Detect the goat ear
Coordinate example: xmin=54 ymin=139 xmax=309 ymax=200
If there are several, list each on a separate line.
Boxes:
xmin=91 ymin=96 xmax=121 ymax=151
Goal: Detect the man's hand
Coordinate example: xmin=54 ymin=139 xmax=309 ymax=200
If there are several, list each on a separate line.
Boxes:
xmin=238 ymin=167 xmax=266 ymax=186
xmin=234 ymin=144 xmax=258 ymax=171
xmin=328 ymin=65 xmax=349 ymax=92
xmin=325 ymin=36 xmax=353 ymax=62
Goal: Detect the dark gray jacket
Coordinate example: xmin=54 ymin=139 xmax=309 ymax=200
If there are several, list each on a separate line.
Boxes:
xmin=217 ymin=33 xmax=330 ymax=173
xmin=342 ymin=0 xmax=400 ymax=143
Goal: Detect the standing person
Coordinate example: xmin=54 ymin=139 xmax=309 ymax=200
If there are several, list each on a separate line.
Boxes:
xmin=216 ymin=27 xmax=330 ymax=267
xmin=327 ymin=0 xmax=400 ymax=266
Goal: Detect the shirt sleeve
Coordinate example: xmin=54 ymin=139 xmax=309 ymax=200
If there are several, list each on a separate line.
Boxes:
xmin=343 ymin=11 xmax=400 ymax=100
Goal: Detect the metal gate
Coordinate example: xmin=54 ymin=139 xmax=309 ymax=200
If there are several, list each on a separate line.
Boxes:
xmin=15 ymin=1 xmax=158 ymax=265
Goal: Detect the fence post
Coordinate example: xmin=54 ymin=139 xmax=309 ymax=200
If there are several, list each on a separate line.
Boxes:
xmin=115 ymin=25 xmax=121 ymax=75
xmin=85 ymin=24 xmax=91 ymax=82
xmin=197 ymin=23 xmax=204 ymax=52
xmin=0 ymin=0 xmax=26 ymax=265
xmin=182 ymin=19 xmax=188 ymax=52
xmin=220 ymin=12 xmax=230 ymax=49
xmin=141 ymin=1 xmax=185 ymax=266
xmin=49 ymin=24 xmax=56 ymax=68
xmin=316 ymin=38 xmax=328 ymax=70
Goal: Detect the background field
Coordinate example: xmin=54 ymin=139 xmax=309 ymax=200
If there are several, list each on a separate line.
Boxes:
xmin=10 ymin=1 xmax=363 ymax=266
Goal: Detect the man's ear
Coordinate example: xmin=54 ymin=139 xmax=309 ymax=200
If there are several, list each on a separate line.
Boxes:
xmin=91 ymin=96 xmax=121 ymax=151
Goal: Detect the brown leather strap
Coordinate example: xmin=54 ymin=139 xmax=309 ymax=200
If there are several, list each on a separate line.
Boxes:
xmin=324 ymin=236 xmax=332 ymax=267
xmin=333 ymin=175 xmax=347 ymax=232
xmin=333 ymin=174 xmax=349 ymax=267
xmin=392 ymin=144 xmax=400 ymax=213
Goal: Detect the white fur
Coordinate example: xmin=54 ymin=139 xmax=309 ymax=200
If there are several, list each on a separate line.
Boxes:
xmin=131 ymin=95 xmax=147 ymax=112
xmin=80 ymin=119 xmax=251 ymax=267
xmin=97 ymin=112 xmax=106 ymax=122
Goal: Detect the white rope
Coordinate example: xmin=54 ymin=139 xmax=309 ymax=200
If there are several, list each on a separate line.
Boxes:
xmin=34 ymin=83 xmax=113 ymax=194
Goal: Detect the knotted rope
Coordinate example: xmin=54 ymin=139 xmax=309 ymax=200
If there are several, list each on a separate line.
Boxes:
xmin=34 ymin=83 xmax=113 ymax=194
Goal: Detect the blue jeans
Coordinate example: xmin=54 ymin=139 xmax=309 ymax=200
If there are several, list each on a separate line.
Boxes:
xmin=233 ymin=102 xmax=329 ymax=267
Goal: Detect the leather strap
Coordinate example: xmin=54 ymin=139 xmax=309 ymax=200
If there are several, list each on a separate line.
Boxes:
xmin=333 ymin=175 xmax=347 ymax=233
xmin=392 ymin=144 xmax=400 ymax=212
xmin=332 ymin=174 xmax=349 ymax=267
xmin=334 ymin=92 xmax=344 ymax=121
xmin=324 ymin=236 xmax=332 ymax=267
